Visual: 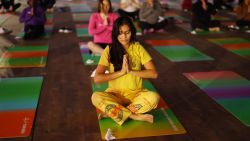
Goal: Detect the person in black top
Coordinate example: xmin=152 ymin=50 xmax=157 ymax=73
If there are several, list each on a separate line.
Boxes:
xmin=191 ymin=0 xmax=220 ymax=34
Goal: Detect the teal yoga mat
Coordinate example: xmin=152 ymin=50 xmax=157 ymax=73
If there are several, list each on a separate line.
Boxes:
xmin=82 ymin=54 xmax=100 ymax=65
xmin=77 ymin=28 xmax=89 ymax=37
xmin=154 ymin=45 xmax=213 ymax=62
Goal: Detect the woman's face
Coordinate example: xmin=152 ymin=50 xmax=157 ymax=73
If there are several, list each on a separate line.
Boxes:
xmin=117 ymin=24 xmax=131 ymax=48
xmin=101 ymin=0 xmax=110 ymax=13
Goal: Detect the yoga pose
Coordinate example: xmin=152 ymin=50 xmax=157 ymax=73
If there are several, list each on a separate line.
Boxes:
xmin=87 ymin=0 xmax=118 ymax=56
xmin=19 ymin=0 xmax=46 ymax=40
xmin=91 ymin=16 xmax=160 ymax=125
xmin=139 ymin=0 xmax=168 ymax=34
xmin=117 ymin=0 xmax=141 ymax=21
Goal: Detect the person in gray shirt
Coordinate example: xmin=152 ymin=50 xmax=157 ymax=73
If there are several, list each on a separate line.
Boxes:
xmin=139 ymin=0 xmax=168 ymax=34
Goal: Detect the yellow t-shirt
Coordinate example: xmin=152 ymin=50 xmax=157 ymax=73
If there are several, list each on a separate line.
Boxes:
xmin=98 ymin=42 xmax=152 ymax=90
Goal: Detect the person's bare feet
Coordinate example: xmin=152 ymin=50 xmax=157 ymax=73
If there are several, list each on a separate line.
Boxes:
xmin=129 ymin=114 xmax=154 ymax=123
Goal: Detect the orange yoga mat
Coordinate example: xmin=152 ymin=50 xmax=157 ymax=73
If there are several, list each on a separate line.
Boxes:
xmin=146 ymin=39 xmax=187 ymax=46
xmin=222 ymin=43 xmax=250 ymax=50
xmin=2 ymin=51 xmax=48 ymax=58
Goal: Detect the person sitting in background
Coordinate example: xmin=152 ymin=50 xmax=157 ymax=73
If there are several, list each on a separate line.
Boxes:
xmin=228 ymin=0 xmax=250 ymax=30
xmin=87 ymin=0 xmax=118 ymax=59
xmin=19 ymin=0 xmax=46 ymax=40
xmin=0 ymin=0 xmax=21 ymax=13
xmin=139 ymin=0 xmax=168 ymax=34
xmin=117 ymin=0 xmax=141 ymax=21
xmin=191 ymin=0 xmax=221 ymax=34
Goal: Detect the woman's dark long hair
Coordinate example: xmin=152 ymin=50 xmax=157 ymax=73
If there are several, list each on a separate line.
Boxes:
xmin=110 ymin=16 xmax=136 ymax=72
xmin=97 ymin=0 xmax=113 ymax=13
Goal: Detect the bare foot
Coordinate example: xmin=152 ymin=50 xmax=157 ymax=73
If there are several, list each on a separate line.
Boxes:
xmin=129 ymin=114 xmax=154 ymax=123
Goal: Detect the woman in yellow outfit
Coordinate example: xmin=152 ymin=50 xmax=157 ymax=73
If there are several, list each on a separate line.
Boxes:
xmin=91 ymin=16 xmax=160 ymax=125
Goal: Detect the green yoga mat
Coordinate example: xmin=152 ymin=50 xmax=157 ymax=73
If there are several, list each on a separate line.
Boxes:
xmin=0 ymin=57 xmax=47 ymax=68
xmin=208 ymin=38 xmax=250 ymax=45
xmin=76 ymin=28 xmax=89 ymax=37
xmin=82 ymin=54 xmax=100 ymax=65
xmin=154 ymin=45 xmax=213 ymax=62
xmin=233 ymin=48 xmax=250 ymax=57
xmin=0 ymin=45 xmax=48 ymax=68
xmin=6 ymin=46 xmax=48 ymax=52
xmin=92 ymin=80 xmax=186 ymax=140
xmin=209 ymin=38 xmax=250 ymax=59
xmin=46 ymin=13 xmax=53 ymax=19
xmin=0 ymin=77 xmax=43 ymax=138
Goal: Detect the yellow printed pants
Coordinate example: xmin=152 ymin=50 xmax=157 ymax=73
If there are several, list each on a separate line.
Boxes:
xmin=91 ymin=88 xmax=160 ymax=125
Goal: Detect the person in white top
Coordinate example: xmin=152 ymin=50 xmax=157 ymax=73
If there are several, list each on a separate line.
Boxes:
xmin=117 ymin=0 xmax=141 ymax=21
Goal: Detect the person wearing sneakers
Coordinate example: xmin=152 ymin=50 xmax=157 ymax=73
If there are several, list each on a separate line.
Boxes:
xmin=87 ymin=0 xmax=118 ymax=64
xmin=229 ymin=0 xmax=250 ymax=31
xmin=91 ymin=17 xmax=160 ymax=126
xmin=139 ymin=0 xmax=168 ymax=34
xmin=19 ymin=0 xmax=46 ymax=40
xmin=0 ymin=0 xmax=21 ymax=13
xmin=191 ymin=0 xmax=221 ymax=34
